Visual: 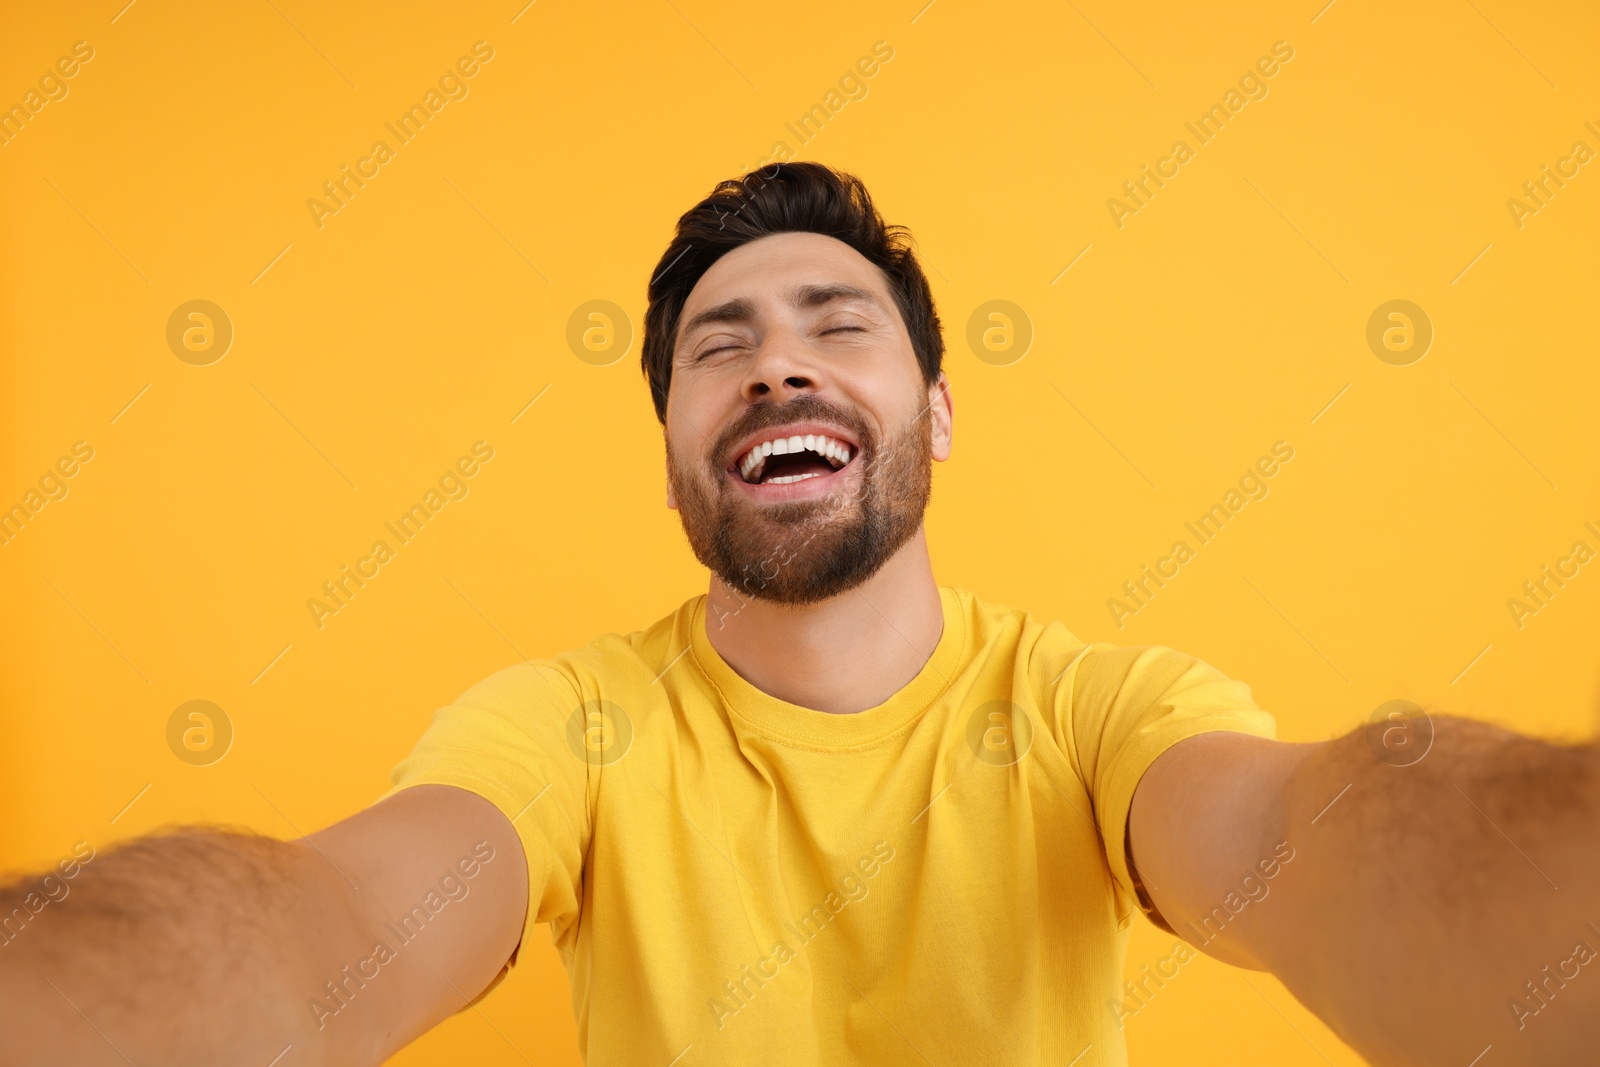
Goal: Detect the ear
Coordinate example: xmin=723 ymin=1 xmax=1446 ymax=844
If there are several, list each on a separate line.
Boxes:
xmin=928 ymin=372 xmax=954 ymax=462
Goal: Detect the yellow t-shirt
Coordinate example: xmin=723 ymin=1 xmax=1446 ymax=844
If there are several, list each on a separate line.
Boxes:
xmin=386 ymin=585 xmax=1276 ymax=1065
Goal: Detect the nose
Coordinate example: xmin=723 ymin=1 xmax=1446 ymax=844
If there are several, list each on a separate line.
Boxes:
xmin=740 ymin=329 xmax=820 ymax=405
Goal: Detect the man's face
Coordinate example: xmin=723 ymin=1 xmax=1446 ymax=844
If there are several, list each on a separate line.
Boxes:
xmin=663 ymin=231 xmax=953 ymax=606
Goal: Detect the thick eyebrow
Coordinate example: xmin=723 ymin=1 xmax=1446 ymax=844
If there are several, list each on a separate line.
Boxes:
xmin=677 ymin=283 xmax=890 ymax=350
xmin=678 ymin=298 xmax=756 ymax=347
xmin=791 ymin=282 xmax=887 ymax=314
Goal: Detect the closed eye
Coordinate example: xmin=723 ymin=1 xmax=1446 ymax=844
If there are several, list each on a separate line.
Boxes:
xmin=696 ymin=341 xmax=744 ymax=360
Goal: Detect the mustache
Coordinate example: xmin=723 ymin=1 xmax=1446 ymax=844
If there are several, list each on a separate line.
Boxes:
xmin=711 ymin=394 xmax=874 ymax=469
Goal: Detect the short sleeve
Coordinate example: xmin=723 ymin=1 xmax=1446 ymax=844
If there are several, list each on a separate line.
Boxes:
xmin=1062 ymin=643 xmax=1277 ymax=926
xmin=382 ymin=660 xmax=592 ymax=968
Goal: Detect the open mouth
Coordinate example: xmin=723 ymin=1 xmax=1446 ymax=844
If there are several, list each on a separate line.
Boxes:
xmin=731 ymin=430 xmax=855 ymax=486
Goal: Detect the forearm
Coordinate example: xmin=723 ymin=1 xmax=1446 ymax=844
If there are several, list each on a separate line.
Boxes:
xmin=0 ymin=828 xmax=389 ymax=1066
xmin=1259 ymin=715 xmax=1600 ymax=1066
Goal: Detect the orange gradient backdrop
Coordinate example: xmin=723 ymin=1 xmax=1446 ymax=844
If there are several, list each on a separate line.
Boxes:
xmin=2 ymin=1 xmax=1597 ymax=1063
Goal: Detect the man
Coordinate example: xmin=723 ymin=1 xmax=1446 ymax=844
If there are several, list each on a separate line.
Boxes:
xmin=2 ymin=162 xmax=1597 ymax=1067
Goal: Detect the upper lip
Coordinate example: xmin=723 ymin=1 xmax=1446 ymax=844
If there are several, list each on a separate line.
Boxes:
xmin=725 ymin=421 xmax=861 ymax=480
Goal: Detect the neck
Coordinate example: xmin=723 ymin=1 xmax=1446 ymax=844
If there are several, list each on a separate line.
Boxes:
xmin=703 ymin=530 xmax=944 ymax=714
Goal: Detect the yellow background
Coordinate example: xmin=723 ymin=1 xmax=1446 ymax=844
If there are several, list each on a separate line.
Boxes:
xmin=3 ymin=0 xmax=1597 ymax=1063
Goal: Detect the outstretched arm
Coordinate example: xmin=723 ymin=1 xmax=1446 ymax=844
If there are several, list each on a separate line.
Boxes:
xmin=1129 ymin=714 xmax=1600 ymax=1066
xmin=0 ymin=783 xmax=528 ymax=1066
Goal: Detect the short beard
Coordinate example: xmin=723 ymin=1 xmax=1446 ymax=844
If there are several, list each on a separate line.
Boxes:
xmin=667 ymin=394 xmax=933 ymax=606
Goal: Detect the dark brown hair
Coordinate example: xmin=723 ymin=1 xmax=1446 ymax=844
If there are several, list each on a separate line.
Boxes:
xmin=640 ymin=161 xmax=944 ymax=423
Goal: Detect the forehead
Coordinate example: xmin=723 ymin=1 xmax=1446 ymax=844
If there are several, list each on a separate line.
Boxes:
xmin=677 ymin=232 xmax=893 ymax=326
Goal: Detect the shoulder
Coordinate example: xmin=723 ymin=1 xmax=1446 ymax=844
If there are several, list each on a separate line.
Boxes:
xmin=942 ymin=585 xmax=1094 ymax=696
xmin=450 ymin=595 xmax=703 ymax=712
xmin=945 ymin=587 xmax=1264 ymax=726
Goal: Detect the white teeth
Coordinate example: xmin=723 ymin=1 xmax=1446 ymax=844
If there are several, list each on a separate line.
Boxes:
xmin=735 ymin=431 xmax=857 ymax=484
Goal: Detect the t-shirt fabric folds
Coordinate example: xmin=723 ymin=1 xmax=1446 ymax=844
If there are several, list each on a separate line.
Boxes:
xmin=385 ymin=586 xmax=1276 ymax=1066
